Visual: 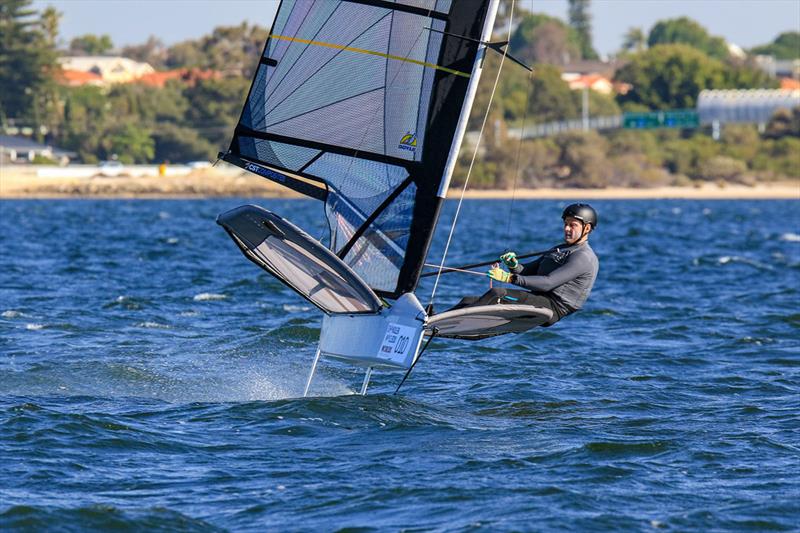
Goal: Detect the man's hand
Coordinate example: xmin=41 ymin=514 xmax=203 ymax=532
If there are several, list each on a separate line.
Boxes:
xmin=500 ymin=251 xmax=518 ymax=269
xmin=487 ymin=267 xmax=512 ymax=283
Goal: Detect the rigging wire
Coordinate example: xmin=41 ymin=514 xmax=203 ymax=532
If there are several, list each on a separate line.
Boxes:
xmin=504 ymin=0 xmax=536 ymax=237
xmin=427 ymin=0 xmax=516 ymax=307
xmin=504 ymin=68 xmax=535 ymax=237
xmin=422 ymin=263 xmax=485 ymax=276
xmin=394 ymin=328 xmax=437 ymax=395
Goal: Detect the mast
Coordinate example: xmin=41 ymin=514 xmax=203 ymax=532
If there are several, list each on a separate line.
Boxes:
xmin=437 ymin=0 xmax=500 ymax=197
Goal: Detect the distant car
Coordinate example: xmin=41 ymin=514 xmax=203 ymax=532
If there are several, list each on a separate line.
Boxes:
xmin=187 ymin=160 xmax=212 ymax=169
xmin=98 ymin=160 xmax=124 ymax=177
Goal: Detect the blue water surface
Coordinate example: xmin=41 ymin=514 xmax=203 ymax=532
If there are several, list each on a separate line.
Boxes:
xmin=1 ymin=198 xmax=798 ymax=531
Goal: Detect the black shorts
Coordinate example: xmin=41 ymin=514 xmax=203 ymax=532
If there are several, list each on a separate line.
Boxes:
xmin=451 ymin=287 xmax=563 ymax=327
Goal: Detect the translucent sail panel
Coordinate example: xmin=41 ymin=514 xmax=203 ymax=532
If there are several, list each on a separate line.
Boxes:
xmin=388 ymin=0 xmax=452 ymax=11
xmin=305 ymin=153 xmax=409 ymax=198
xmin=339 ymin=184 xmax=417 ymax=292
xmin=237 ymin=137 xmax=320 ymax=172
xmin=243 ymin=0 xmax=447 ymax=161
xmin=304 ymin=153 xmax=415 ymax=292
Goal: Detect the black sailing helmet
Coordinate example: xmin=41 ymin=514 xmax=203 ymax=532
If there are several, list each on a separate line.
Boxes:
xmin=562 ymin=203 xmax=598 ymax=228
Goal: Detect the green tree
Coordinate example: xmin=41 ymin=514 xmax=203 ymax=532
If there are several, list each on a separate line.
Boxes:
xmin=183 ymin=77 xmax=251 ymax=148
xmin=724 ymin=59 xmax=778 ymax=89
xmin=661 ymin=133 xmax=720 ymax=177
xmin=0 ymin=0 xmax=60 ymax=127
xmin=60 ymin=85 xmax=112 ymax=162
xmin=152 ymin=123 xmax=215 ymax=162
xmin=615 ymin=44 xmax=727 ymax=109
xmin=568 ymin=0 xmax=599 ymax=59
xmin=763 ymin=107 xmax=800 ymax=139
xmin=750 ymin=32 xmax=800 ymax=59
xmin=509 ymin=13 xmax=581 ymax=65
xmin=107 ymin=123 xmax=154 ymax=163
xmin=554 ymin=130 xmax=611 ymax=187
xmin=69 ymin=34 xmax=114 ymax=55
xmin=528 ymin=64 xmax=579 ymax=122
xmin=166 ymin=23 xmax=268 ymax=77
xmin=121 ymin=36 xmax=166 ymax=69
xmin=647 ymin=17 xmax=729 ymax=60
xmin=495 ymin=0 xmax=530 ymax=33
xmin=39 ymin=6 xmax=59 ymax=47
xmin=108 ymin=82 xmax=188 ymax=124
xmin=583 ymin=89 xmax=621 ymax=117
xmin=621 ymin=27 xmax=645 ymax=53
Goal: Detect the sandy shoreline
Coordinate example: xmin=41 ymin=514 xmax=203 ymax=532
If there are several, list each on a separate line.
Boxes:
xmin=1 ymin=166 xmax=798 ymax=200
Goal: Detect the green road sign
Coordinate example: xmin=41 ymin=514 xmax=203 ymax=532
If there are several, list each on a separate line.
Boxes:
xmin=623 ymin=109 xmax=699 ymax=129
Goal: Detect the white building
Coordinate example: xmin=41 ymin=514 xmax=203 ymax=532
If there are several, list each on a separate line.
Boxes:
xmin=0 ymin=135 xmax=74 ymax=164
xmin=697 ymin=89 xmax=800 ymax=125
xmin=58 ymin=56 xmax=155 ymax=84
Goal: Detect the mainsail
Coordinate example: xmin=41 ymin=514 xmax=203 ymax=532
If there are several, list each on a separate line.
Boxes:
xmin=222 ymin=0 xmax=495 ymax=299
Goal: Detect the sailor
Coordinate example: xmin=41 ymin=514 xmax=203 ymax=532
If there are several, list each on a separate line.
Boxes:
xmin=453 ymin=203 xmax=599 ymax=327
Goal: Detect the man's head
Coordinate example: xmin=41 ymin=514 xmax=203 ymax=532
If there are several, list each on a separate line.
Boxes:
xmin=562 ymin=203 xmax=597 ymax=245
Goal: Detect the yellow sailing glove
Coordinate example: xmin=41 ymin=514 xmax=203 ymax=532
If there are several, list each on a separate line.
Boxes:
xmin=487 ymin=267 xmax=511 ymax=283
xmin=500 ymin=251 xmax=518 ymax=269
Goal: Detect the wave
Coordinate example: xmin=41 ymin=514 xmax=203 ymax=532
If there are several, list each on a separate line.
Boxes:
xmin=582 ymin=439 xmax=673 ymax=457
xmin=282 ymin=304 xmax=312 ymax=312
xmin=136 ymin=321 xmax=171 ymax=329
xmin=103 ymin=295 xmax=150 ymax=310
xmin=691 ymin=254 xmax=775 ymax=271
xmin=0 ymin=353 xmax=350 ymax=403
xmin=193 ymin=293 xmax=227 ymax=301
xmin=715 ymin=255 xmax=773 ymax=270
xmin=779 ymin=232 xmax=800 ymax=242
xmin=0 ymin=505 xmax=218 ymax=532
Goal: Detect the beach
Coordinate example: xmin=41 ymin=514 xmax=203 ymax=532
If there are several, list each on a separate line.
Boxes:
xmin=1 ymin=164 xmax=798 ymax=199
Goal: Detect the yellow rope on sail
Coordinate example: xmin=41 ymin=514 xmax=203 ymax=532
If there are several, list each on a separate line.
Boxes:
xmin=268 ymin=33 xmax=471 ymax=78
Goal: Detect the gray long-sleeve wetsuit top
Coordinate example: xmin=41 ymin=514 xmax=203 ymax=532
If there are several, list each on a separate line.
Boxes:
xmin=510 ymin=241 xmax=598 ymax=317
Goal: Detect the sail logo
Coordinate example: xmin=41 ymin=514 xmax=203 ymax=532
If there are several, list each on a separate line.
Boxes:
xmin=245 ymin=161 xmax=285 ymax=183
xmin=398 ymin=132 xmax=417 ymax=153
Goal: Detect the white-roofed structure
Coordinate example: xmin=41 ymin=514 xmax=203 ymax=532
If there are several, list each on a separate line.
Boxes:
xmin=697 ymin=89 xmax=800 ymax=125
xmin=0 ymin=135 xmax=74 ymax=164
xmin=58 ymin=56 xmax=155 ymax=84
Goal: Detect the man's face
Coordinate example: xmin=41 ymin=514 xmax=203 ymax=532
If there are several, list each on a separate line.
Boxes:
xmin=563 ymin=216 xmax=588 ymax=244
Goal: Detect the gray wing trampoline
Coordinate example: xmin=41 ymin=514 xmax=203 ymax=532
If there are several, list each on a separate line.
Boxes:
xmin=425 ymin=305 xmax=553 ymax=340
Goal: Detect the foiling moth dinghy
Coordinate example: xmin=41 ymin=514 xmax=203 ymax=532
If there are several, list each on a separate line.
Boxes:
xmin=217 ymin=206 xmax=552 ymax=394
xmin=215 ymin=0 xmax=546 ymax=394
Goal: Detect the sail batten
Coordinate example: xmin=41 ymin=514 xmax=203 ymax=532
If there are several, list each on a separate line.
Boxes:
xmin=235 ymin=125 xmax=417 ymax=168
xmin=227 ymin=0 xmax=494 ymax=297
